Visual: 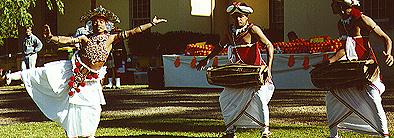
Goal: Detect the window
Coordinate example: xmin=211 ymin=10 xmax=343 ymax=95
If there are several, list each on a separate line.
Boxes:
xmin=190 ymin=0 xmax=214 ymax=16
xmin=130 ymin=0 xmax=150 ymax=29
xmin=269 ymin=0 xmax=284 ymax=42
xmin=360 ymin=0 xmax=394 ymax=28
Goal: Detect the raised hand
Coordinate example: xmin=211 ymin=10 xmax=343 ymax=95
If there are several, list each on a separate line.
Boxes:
xmin=383 ymin=51 xmax=393 ymax=66
xmin=196 ymin=59 xmax=209 ymax=71
xmin=152 ymin=16 xmax=167 ymax=25
xmin=266 ymin=69 xmax=272 ymax=82
xmin=43 ymin=24 xmax=53 ymax=39
xmin=260 ymin=66 xmax=271 ymax=83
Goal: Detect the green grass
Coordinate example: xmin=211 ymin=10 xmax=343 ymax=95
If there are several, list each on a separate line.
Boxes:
xmin=0 ymin=122 xmax=65 ymax=137
xmin=0 ymin=86 xmax=392 ymax=137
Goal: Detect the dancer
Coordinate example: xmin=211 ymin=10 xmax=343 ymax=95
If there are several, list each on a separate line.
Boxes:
xmin=2 ymin=6 xmax=166 ymax=137
xmin=326 ymin=0 xmax=392 ymax=137
xmin=197 ymin=2 xmax=275 ymax=138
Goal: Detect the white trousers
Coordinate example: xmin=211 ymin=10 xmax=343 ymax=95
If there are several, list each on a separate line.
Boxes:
xmin=219 ymin=83 xmax=275 ymax=131
xmin=326 ymin=79 xmax=388 ymax=137
xmin=21 ymin=53 xmax=37 ymax=70
xmin=16 ymin=60 xmax=105 ymax=137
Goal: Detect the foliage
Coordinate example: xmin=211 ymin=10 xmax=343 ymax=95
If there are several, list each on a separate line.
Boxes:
xmin=0 ymin=0 xmax=64 ymax=46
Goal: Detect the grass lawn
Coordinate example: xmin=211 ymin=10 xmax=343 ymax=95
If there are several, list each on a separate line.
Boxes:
xmin=0 ymin=85 xmax=392 ymax=138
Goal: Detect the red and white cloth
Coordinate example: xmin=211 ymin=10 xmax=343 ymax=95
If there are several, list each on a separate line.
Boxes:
xmin=327 ymin=36 xmax=388 ymax=137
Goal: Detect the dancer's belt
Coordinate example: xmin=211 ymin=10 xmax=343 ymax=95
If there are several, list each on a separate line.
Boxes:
xmin=206 ymin=63 xmax=268 ymax=87
xmin=310 ymin=60 xmax=379 ymax=89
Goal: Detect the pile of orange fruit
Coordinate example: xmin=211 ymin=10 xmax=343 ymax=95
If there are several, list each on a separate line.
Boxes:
xmin=184 ymin=43 xmax=227 ymax=56
xmin=272 ymin=36 xmax=342 ymax=54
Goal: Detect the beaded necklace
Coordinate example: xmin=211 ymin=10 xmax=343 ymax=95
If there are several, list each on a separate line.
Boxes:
xmin=80 ymin=34 xmax=110 ymax=64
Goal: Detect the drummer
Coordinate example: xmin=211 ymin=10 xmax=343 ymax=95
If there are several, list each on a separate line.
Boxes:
xmin=325 ymin=0 xmax=392 ymax=137
xmin=196 ymin=2 xmax=275 ymax=138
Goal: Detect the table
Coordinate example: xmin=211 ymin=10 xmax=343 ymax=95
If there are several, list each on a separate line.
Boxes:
xmin=162 ymin=53 xmax=333 ymax=89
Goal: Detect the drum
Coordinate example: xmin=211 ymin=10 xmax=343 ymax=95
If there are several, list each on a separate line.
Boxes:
xmin=206 ymin=64 xmax=268 ymax=87
xmin=310 ymin=60 xmax=379 ymax=89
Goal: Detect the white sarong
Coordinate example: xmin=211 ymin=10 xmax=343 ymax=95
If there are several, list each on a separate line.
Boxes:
xmin=20 ymin=59 xmax=106 ymax=137
xmin=327 ymin=35 xmax=389 ymax=136
xmin=326 ymin=77 xmax=389 ymax=136
xmin=219 ymin=83 xmax=275 ymax=130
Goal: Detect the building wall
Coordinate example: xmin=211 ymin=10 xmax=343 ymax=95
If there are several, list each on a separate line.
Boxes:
xmin=151 ymin=0 xmax=269 ymax=37
xmin=97 ymin=0 xmax=130 ymax=31
xmin=151 ymin=0 xmax=212 ymax=34
xmin=57 ymin=0 xmax=90 ymax=36
xmin=212 ymin=0 xmax=229 ymax=36
xmin=57 ymin=0 xmax=129 ymax=35
xmin=239 ymin=0 xmax=270 ymax=29
xmin=56 ymin=0 xmax=268 ymax=37
xmin=284 ymin=0 xmax=338 ymax=41
xmin=57 ymin=0 xmax=382 ymax=42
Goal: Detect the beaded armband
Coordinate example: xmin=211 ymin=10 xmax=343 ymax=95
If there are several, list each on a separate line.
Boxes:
xmin=70 ymin=37 xmax=79 ymax=44
xmin=119 ymin=31 xmax=128 ymax=39
xmin=46 ymin=36 xmax=59 ymax=44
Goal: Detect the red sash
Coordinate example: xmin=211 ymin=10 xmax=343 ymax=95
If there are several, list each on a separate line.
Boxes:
xmin=343 ymin=37 xmax=377 ymax=62
xmin=230 ymin=24 xmax=264 ymax=66
xmin=235 ymin=43 xmax=263 ymax=65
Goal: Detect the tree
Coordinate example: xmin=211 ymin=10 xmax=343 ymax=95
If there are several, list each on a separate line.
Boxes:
xmin=0 ymin=0 xmax=64 ymax=46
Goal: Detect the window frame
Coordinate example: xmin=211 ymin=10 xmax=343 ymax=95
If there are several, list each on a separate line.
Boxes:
xmin=360 ymin=0 xmax=394 ymax=28
xmin=130 ymin=0 xmax=151 ymax=30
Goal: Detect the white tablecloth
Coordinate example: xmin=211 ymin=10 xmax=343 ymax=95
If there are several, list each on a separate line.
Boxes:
xmin=162 ymin=53 xmax=333 ymax=89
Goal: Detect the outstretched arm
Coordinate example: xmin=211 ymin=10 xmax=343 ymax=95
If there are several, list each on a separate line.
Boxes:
xmin=113 ymin=16 xmax=167 ymax=41
xmin=44 ymin=24 xmax=87 ymax=45
xmin=362 ymin=15 xmax=393 ymax=66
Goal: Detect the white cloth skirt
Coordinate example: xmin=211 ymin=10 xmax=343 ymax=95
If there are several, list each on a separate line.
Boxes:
xmin=20 ymin=60 xmax=106 ymax=137
xmin=219 ymin=83 xmax=275 ymax=130
xmin=326 ymin=78 xmax=389 ymax=136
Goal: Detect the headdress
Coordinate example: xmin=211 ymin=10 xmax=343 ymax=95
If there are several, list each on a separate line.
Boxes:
xmin=80 ymin=5 xmax=120 ymax=24
xmin=226 ymin=2 xmax=253 ymax=15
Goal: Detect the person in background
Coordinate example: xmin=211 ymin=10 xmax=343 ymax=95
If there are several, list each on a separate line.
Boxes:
xmin=21 ymin=26 xmax=43 ymax=70
xmin=287 ymin=31 xmax=298 ymax=41
xmin=105 ymin=27 xmax=130 ymax=89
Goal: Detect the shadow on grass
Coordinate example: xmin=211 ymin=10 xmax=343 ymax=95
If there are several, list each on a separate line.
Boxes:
xmin=1 ymin=86 xmax=394 ymax=136
xmin=0 ymin=87 xmax=49 ymax=122
xmin=99 ymin=88 xmax=224 ymax=133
